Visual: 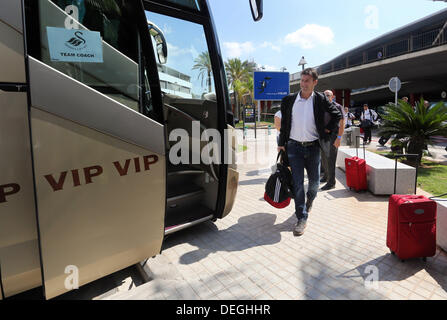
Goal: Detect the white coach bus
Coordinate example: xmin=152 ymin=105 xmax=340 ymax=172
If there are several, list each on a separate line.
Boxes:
xmin=0 ymin=0 xmax=263 ymax=299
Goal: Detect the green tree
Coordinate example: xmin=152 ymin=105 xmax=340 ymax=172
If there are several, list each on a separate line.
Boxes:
xmin=378 ymin=99 xmax=447 ymax=165
xmin=192 ymin=52 xmax=212 ymax=93
xmin=224 ymin=58 xmax=253 ymax=119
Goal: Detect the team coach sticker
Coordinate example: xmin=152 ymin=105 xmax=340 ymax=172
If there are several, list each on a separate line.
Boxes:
xmin=47 ymin=27 xmax=103 ymax=63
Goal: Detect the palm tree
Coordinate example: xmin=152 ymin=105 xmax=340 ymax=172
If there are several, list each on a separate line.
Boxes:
xmin=378 ymin=99 xmax=447 ymax=165
xmin=192 ymin=52 xmax=212 ymax=93
xmin=224 ymin=58 xmax=252 ymax=119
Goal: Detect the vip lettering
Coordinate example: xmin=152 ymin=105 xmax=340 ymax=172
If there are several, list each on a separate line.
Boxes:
xmin=44 ymin=165 xmax=103 ymax=191
xmin=43 ymin=155 xmax=158 ymax=191
xmin=0 ymin=183 xmax=21 ymax=203
xmin=176 ymin=304 xmax=210 ymax=318
xmin=113 ymin=155 xmax=158 ymax=176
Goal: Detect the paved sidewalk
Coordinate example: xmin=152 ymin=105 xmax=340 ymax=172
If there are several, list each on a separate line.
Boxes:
xmin=106 ymin=130 xmax=447 ymax=300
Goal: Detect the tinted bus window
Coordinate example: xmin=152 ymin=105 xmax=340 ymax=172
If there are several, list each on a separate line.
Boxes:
xmin=34 ymin=0 xmax=153 ymax=115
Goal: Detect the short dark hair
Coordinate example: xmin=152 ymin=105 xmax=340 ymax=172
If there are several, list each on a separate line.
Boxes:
xmin=301 ymin=68 xmax=318 ymax=81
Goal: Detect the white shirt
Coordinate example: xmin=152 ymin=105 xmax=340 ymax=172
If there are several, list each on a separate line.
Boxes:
xmin=274 ymin=111 xmax=282 ymax=137
xmin=344 ymin=111 xmax=354 ymax=126
xmin=361 ymin=109 xmax=377 ymax=121
xmin=274 ymin=110 xmax=282 ymax=119
xmin=289 ymin=92 xmax=319 ymax=142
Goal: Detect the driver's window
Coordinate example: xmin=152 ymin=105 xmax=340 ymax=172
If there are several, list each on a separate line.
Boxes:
xmin=35 ymin=0 xmax=153 ymax=117
xmin=145 ymin=11 xmax=216 ymax=100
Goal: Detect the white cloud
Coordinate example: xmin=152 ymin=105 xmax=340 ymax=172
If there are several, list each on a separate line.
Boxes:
xmin=260 ymin=41 xmax=281 ymax=52
xmin=260 ymin=64 xmax=279 ymax=71
xmin=163 ymin=23 xmax=172 ymax=34
xmin=223 ymin=41 xmax=256 ymax=58
xmin=284 ymin=24 xmax=334 ymax=49
xmin=189 ymin=45 xmax=199 ymax=59
xmin=167 ymin=43 xmax=198 ymax=58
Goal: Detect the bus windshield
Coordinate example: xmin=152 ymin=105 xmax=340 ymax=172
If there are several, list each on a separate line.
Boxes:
xmin=146 ymin=10 xmax=215 ymax=100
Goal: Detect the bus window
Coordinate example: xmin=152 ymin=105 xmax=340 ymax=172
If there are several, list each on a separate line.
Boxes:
xmin=33 ymin=0 xmax=153 ymax=117
xmin=145 ymin=11 xmax=215 ymax=101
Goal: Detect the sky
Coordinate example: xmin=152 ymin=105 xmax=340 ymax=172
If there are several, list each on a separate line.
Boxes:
xmin=207 ymin=0 xmax=447 ymax=74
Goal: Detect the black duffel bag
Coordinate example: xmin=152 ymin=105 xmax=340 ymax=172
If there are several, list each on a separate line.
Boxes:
xmin=264 ymin=151 xmax=293 ymax=209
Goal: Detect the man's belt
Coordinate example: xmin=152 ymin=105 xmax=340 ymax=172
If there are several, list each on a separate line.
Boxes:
xmin=289 ymin=139 xmax=319 ymax=147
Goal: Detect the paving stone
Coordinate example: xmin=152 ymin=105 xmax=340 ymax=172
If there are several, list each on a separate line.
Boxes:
xmin=103 ymin=134 xmax=447 ymax=301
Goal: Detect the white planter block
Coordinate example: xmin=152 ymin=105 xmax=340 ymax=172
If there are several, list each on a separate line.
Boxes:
xmin=336 ymin=147 xmax=416 ymax=195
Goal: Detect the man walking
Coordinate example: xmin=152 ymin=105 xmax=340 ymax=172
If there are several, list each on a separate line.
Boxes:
xmin=320 ymin=90 xmax=345 ymax=191
xmin=278 ymin=68 xmax=342 ymax=237
xmin=360 ymin=104 xmax=377 ymax=144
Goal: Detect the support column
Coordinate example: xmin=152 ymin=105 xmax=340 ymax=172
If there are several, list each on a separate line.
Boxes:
xmin=344 ymin=89 xmax=351 ymax=108
xmin=333 ymin=89 xmax=343 ymax=105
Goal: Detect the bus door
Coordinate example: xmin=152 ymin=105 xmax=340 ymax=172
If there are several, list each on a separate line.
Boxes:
xmin=144 ymin=0 xmax=237 ymax=231
xmin=24 ymin=0 xmax=166 ymax=299
xmin=0 ymin=0 xmax=42 ymax=298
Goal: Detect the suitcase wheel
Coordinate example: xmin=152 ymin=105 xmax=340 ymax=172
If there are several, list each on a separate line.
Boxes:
xmin=390 ymin=250 xmax=395 ymax=255
xmin=422 ymin=257 xmax=427 ymax=262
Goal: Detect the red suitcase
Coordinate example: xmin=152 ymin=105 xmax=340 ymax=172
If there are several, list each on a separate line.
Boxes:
xmin=345 ymin=137 xmax=367 ymax=192
xmin=386 ymin=154 xmax=437 ymax=261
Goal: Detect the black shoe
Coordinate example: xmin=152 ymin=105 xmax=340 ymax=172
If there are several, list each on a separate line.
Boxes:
xmin=320 ymin=177 xmax=327 ymax=183
xmin=320 ymin=183 xmax=335 ymax=191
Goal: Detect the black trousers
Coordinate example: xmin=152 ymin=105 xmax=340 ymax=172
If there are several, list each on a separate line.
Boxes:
xmin=363 ymin=127 xmax=372 ymax=143
xmin=320 ymin=133 xmax=338 ymax=186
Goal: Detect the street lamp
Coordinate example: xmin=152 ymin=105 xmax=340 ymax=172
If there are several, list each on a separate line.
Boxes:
xmin=280 ymin=67 xmax=287 ymax=72
xmin=298 ymin=56 xmax=307 ymax=71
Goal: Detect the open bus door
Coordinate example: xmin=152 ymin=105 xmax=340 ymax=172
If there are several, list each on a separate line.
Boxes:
xmin=0 ymin=0 xmax=262 ymax=300
xmin=22 ymin=0 xmax=166 ymax=299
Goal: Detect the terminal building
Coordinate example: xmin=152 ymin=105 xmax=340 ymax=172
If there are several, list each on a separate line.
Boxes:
xmin=290 ymin=8 xmax=447 ymax=109
xmin=157 ymin=64 xmax=193 ymax=99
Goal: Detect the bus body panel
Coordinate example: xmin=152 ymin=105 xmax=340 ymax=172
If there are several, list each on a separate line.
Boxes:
xmin=0 ymin=91 xmax=42 ymax=298
xmin=30 ymin=107 xmax=166 ymax=299
xmin=0 ymin=0 xmax=23 ymax=33
xmin=0 ymin=0 xmax=245 ymax=299
xmin=0 ymin=3 xmax=26 ymax=83
xmin=28 ymin=58 xmax=165 ymax=155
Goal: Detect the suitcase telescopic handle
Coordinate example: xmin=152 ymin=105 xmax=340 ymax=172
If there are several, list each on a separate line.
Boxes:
xmin=389 ymin=154 xmax=420 ymax=195
xmin=355 ymin=136 xmax=366 ymax=159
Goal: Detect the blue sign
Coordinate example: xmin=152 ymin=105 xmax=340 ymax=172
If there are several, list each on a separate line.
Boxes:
xmin=47 ymin=27 xmax=103 ymax=63
xmin=254 ymin=71 xmax=290 ymax=101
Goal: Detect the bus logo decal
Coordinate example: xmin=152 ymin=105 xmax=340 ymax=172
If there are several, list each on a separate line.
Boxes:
xmin=66 ymin=31 xmax=87 ymax=49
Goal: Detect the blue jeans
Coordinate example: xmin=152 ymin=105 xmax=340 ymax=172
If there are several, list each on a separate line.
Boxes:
xmin=287 ymin=140 xmax=321 ymax=221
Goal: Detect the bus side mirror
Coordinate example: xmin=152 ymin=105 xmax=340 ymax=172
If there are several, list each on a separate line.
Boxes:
xmin=148 ymin=20 xmax=168 ymax=64
xmin=249 ymin=0 xmax=263 ymax=21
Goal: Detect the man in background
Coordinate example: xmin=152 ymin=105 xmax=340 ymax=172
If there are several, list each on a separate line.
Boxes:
xmin=320 ymin=90 xmax=345 ymax=191
xmin=360 ymin=104 xmax=378 ymax=144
